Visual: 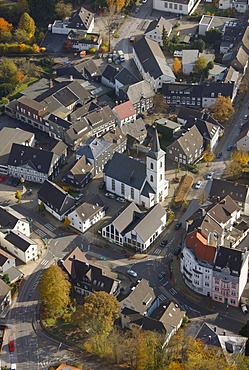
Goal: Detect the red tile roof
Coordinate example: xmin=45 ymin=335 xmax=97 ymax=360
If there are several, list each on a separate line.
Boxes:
xmin=186 ymin=230 xmax=216 ymax=264
xmin=114 ymin=100 xmax=136 ymax=120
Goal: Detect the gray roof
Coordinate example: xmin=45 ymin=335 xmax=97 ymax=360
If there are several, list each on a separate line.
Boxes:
xmin=3 ymin=266 xmax=23 ymax=284
xmin=121 ymin=118 xmax=147 ymax=142
xmin=209 ymin=179 xmax=249 ymax=204
xmin=8 ymin=144 xmax=58 ymax=175
xmin=76 ymin=137 xmax=112 ymax=160
xmin=5 ymin=230 xmax=36 ymax=252
xmin=206 ymin=195 xmax=240 ymax=224
xmin=231 ymin=46 xmax=248 ymax=71
xmin=52 ymin=141 xmax=68 ymax=156
xmin=213 ymin=246 xmax=247 ymax=276
xmin=145 ymin=16 xmax=172 ymax=35
xmin=0 ymin=279 xmax=10 ymax=302
xmin=133 ymin=37 xmax=175 ymax=80
xmin=104 ymin=152 xmax=146 ymax=190
xmin=38 ymin=180 xmax=75 ymax=216
xmin=69 ymin=195 xmax=105 ymax=222
xmin=120 ymin=80 xmax=155 ymax=104
xmin=102 ymin=65 xmax=120 ymax=83
xmin=68 ymin=156 xmax=93 ymax=183
xmin=115 ymin=67 xmax=139 ymax=85
xmin=167 ymin=125 xmax=203 ymax=157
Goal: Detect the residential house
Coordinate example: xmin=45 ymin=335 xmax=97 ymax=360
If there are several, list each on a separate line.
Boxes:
xmin=67 ymin=31 xmax=102 ymax=51
xmin=50 ymin=7 xmax=94 ymax=34
xmin=37 ymin=180 xmax=75 ymax=221
xmin=102 ymin=202 xmax=166 ymax=252
xmin=144 ymin=17 xmax=172 ymax=46
xmin=52 ymin=140 xmax=68 ymax=167
xmin=119 ymin=80 xmax=155 ymax=113
xmin=198 ymin=15 xmax=238 ymax=36
xmin=0 ymin=249 xmax=16 ymax=273
xmin=209 ymin=178 xmax=249 ymax=216
xmin=61 ymin=247 xmax=120 ymax=296
xmin=102 ymin=126 xmax=127 ymax=154
xmin=236 ymin=120 xmax=249 ymax=151
xmin=231 ymin=46 xmax=248 ymax=75
xmin=101 ymin=65 xmax=120 ymax=89
xmin=0 ymin=206 xmax=30 ymax=237
xmin=196 ymin=323 xmax=248 ymax=360
xmin=114 ymin=68 xmax=139 ymax=97
xmin=104 ymin=128 xmax=168 ymax=208
xmin=182 ymin=50 xmax=199 ymax=74
xmin=0 ymin=279 xmax=11 ymax=316
xmin=67 ymin=195 xmax=106 ymax=233
xmin=166 ymin=125 xmax=203 ymax=164
xmin=8 ymin=144 xmax=60 ymax=183
xmin=156 ymin=118 xmax=182 ymax=139
xmin=113 ymin=100 xmax=136 ymax=126
xmin=219 ymin=0 xmax=248 ymax=13
xmin=63 ymin=156 xmax=94 ymax=188
xmin=153 ymin=0 xmax=201 ymax=15
xmin=54 ymin=59 xmax=101 ymax=82
xmin=177 ymin=106 xmax=220 ymax=126
xmin=133 ymin=37 xmax=175 ymax=92
xmin=0 ymin=127 xmax=35 ymax=176
xmin=212 ymin=247 xmax=249 ymax=306
xmin=0 ymin=230 xmax=38 ymax=263
xmin=242 ymin=26 xmax=249 ymax=54
xmin=184 ymin=117 xmax=221 ymax=150
xmin=121 ymin=118 xmax=147 ymax=149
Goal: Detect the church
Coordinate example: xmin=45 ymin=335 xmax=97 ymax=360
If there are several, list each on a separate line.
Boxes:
xmin=103 ymin=128 xmax=168 ymax=209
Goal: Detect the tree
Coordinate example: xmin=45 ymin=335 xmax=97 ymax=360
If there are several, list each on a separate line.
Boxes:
xmin=64 ymin=216 xmax=71 ymax=227
xmin=38 ymin=201 xmax=45 ymax=213
xmin=172 ymin=34 xmax=179 ymax=44
xmin=209 ymin=95 xmax=234 ymax=123
xmin=17 ymin=0 xmax=30 ymax=15
xmin=0 ymin=83 xmax=15 ymax=98
xmin=207 ymin=60 xmax=214 ymax=71
xmin=15 ymin=190 xmax=22 ymax=200
xmin=28 ymin=0 xmax=56 ymax=25
xmin=173 ymin=57 xmax=182 ymax=75
xmin=230 ymin=150 xmax=249 ymax=166
xmin=193 ymin=39 xmax=206 ymax=52
xmin=205 ymin=28 xmax=222 ymax=45
xmin=162 ymin=26 xmax=170 ymax=51
xmin=55 ymin=1 xmax=72 ymax=20
xmin=38 ymin=265 xmax=71 ymax=318
xmin=106 ymin=0 xmax=125 ymax=13
xmin=18 ymin=12 xmax=36 ymax=39
xmin=202 ymin=145 xmax=215 ymax=166
xmin=0 ymin=58 xmax=18 ymax=84
xmin=14 ymin=28 xmax=30 ymax=43
xmin=224 ymin=160 xmax=242 ymax=179
xmin=2 ymin=274 xmax=10 ymax=284
xmin=0 ymin=18 xmax=12 ymax=35
xmin=153 ymin=93 xmax=169 ymax=114
xmin=193 ymin=56 xmax=209 ymax=74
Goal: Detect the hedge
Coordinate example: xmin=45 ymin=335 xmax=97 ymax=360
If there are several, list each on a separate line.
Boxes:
xmin=0 ymin=43 xmax=40 ymax=54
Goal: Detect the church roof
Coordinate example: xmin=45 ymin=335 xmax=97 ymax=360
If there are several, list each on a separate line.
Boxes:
xmin=147 ymin=127 xmax=165 ymax=160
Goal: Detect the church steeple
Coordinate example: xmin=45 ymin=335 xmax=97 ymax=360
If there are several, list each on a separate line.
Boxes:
xmin=146 ymin=126 xmax=165 ymax=160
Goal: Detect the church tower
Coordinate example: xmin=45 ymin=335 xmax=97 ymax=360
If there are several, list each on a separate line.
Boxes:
xmin=146 ymin=127 xmax=168 ymax=203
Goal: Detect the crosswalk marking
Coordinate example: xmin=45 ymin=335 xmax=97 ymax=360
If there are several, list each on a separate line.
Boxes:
xmin=41 ymin=259 xmax=49 ymax=266
xmin=154 ymin=248 xmax=162 ymax=255
xmin=158 ymin=294 xmax=167 ymax=302
xmin=169 ymin=288 xmax=177 ymax=296
xmin=35 ymin=228 xmax=47 ymax=238
xmin=45 ymin=223 xmax=56 ymax=231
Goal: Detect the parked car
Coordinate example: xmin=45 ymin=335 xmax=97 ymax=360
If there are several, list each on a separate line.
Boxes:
xmin=158 ymin=272 xmax=166 ymax=280
xmin=9 ymin=340 xmax=15 ymax=352
xmin=75 ymin=193 xmax=83 ymax=201
xmin=105 ymin=192 xmax=115 ymax=199
xmin=174 ymin=247 xmax=182 ymax=256
xmin=172 ymin=178 xmax=180 ymax=183
xmin=99 ymin=182 xmax=105 ymax=190
xmin=160 ymin=239 xmax=168 ymax=247
xmin=227 ymin=145 xmax=233 ymax=151
xmin=244 ymin=114 xmax=248 ymax=120
xmin=147 ymin=109 xmax=154 ymax=115
xmin=241 ymin=298 xmax=248 ymax=314
xmin=194 ymin=181 xmax=202 ymax=189
xmin=129 ymin=36 xmax=136 ymax=43
xmin=116 ymin=197 xmax=126 ymax=203
xmin=127 ymin=269 xmax=137 ymax=277
xmin=206 ymin=172 xmax=213 ymax=180
xmin=174 ymin=222 xmax=182 ymax=230
xmin=216 ymin=152 xmax=222 ymax=159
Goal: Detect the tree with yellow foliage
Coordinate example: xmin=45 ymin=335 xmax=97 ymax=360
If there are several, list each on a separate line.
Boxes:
xmin=173 ymin=57 xmax=182 ymax=75
xmin=106 ymin=0 xmax=125 ymax=13
xmin=203 ymin=145 xmax=215 ymax=166
xmin=209 ymin=95 xmax=234 ymax=123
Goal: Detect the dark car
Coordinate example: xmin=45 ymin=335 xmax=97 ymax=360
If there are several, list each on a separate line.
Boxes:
xmin=160 ymin=239 xmax=168 ymax=248
xmin=173 ymin=178 xmax=180 ymax=183
xmin=174 ymin=222 xmax=182 ymax=230
xmin=216 ymin=152 xmax=222 ymax=159
xmin=174 ymin=247 xmax=181 ymax=256
xmin=137 ymin=113 xmax=145 ymax=119
xmin=99 ymin=182 xmax=105 ymax=190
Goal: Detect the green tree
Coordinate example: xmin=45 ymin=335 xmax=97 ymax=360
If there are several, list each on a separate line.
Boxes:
xmin=0 ymin=83 xmax=15 ymax=98
xmin=2 ymin=274 xmax=10 ymax=284
xmin=209 ymin=95 xmax=234 ymax=123
xmin=55 ymin=1 xmax=72 ymax=20
xmin=172 ymin=34 xmax=179 ymax=44
xmin=162 ymin=26 xmax=170 ymax=51
xmin=14 ymin=28 xmax=30 ymax=43
xmin=28 ymin=0 xmax=56 ymax=25
xmin=205 ymin=28 xmax=222 ymax=45
xmin=18 ymin=12 xmax=36 ymax=39
xmin=0 ymin=58 xmax=18 ymax=84
xmin=17 ymin=0 xmax=30 ymax=15
xmin=193 ymin=56 xmax=209 ymax=74
xmin=192 ymin=39 xmax=206 ymax=52
xmin=38 ymin=201 xmax=45 ymax=213
xmin=38 ymin=265 xmax=71 ymax=318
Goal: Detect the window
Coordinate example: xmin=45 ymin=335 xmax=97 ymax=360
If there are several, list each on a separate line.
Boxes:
xmin=169 ymin=3 xmax=172 ymax=8
xmin=164 ymin=2 xmax=168 ymax=8
xmin=160 ymin=174 xmax=162 ymax=181
xmin=150 ymin=162 xmax=154 ymax=170
xmin=150 ymin=175 xmax=153 ymax=182
xmin=131 ymin=188 xmax=134 ymax=199
xmin=174 ymin=3 xmax=177 ymax=9
xmin=121 ymin=183 xmax=125 ymax=195
xmin=112 ymin=179 xmax=115 ymax=191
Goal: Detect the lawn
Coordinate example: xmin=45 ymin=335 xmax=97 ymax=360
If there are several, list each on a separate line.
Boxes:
xmin=173 ymin=174 xmax=194 ymax=207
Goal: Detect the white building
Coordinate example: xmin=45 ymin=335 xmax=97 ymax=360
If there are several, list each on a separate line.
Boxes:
xmin=0 ymin=206 xmax=30 ymax=237
xmin=219 ymin=0 xmax=248 ymax=13
xmin=67 ymin=195 xmax=105 ymax=233
xmin=144 ymin=17 xmax=172 ymax=47
xmin=113 ymin=101 xmax=136 ymax=127
xmin=102 ymin=202 xmax=166 ymax=252
xmin=50 ymin=7 xmax=94 ymax=34
xmin=0 ymin=230 xmax=38 ymax=264
xmin=133 ymin=37 xmax=175 ymax=92
xmin=0 ymin=249 xmax=16 ymax=273
xmin=153 ymin=0 xmax=201 ymax=15
xmin=104 ymin=128 xmax=168 ymax=208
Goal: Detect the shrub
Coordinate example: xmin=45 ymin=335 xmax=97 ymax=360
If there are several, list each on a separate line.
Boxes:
xmin=0 ymin=82 xmax=15 ymax=98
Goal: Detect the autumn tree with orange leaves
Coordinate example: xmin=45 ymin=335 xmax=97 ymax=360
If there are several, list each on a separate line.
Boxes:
xmin=106 ymin=0 xmax=125 ymax=13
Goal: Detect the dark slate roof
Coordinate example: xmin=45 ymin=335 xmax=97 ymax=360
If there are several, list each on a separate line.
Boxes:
xmin=162 ymin=83 xmax=203 ymax=97
xmin=5 ymin=231 xmax=34 ymax=252
xmin=0 ymin=207 xmax=22 ymax=230
xmin=74 ymin=59 xmax=101 ymax=78
xmin=141 ymin=181 xmax=155 ymax=196
xmin=67 ymin=7 xmax=94 ymax=31
xmin=0 ymin=249 xmax=14 ymax=267
xmin=53 ymin=87 xmax=78 ymax=107
xmin=213 ymin=246 xmax=245 ymax=275
xmin=147 ymin=127 xmax=165 ymax=160
xmin=202 ymin=82 xmax=234 ymax=99
xmin=37 ymin=180 xmax=74 ymax=216
xmin=48 ymin=114 xmax=71 ymax=129
xmin=177 ymin=106 xmax=219 ymax=125
xmin=102 ymin=65 xmax=120 ymax=83
xmin=8 ymin=144 xmax=57 ymax=175
xmin=104 ymin=152 xmax=146 ymax=190
xmin=145 ymin=16 xmax=172 ymax=35
xmin=209 ymin=179 xmax=249 ymax=204
xmin=115 ymin=68 xmax=140 ymax=85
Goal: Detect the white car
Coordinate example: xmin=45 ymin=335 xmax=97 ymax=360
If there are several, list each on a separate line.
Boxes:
xmin=127 ymin=269 xmax=137 ymax=277
xmin=116 ymin=197 xmax=126 ymax=203
xmin=206 ymin=172 xmax=213 ymax=180
xmin=194 ymin=181 xmax=202 ymax=189
xmin=105 ymin=192 xmax=115 ymax=199
xmin=244 ymin=114 xmax=248 ymax=120
xmin=142 ymin=0 xmax=148 ymax=3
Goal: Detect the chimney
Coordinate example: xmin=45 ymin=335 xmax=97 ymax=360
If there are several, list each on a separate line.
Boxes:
xmin=213 ymin=326 xmax=216 ymax=332
xmin=69 ymin=75 xmax=73 ymax=81
xmin=223 ymin=331 xmax=226 ymax=336
xmin=49 ymin=79 xmax=53 ymax=88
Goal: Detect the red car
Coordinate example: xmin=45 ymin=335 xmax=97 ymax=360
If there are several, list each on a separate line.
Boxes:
xmin=9 ymin=340 xmax=15 ymax=352
xmin=173 ymin=178 xmax=180 ymax=183
xmin=0 ymin=176 xmax=6 ymax=182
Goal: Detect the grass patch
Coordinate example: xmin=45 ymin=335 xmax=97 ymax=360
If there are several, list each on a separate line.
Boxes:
xmin=203 ymin=3 xmax=218 ymax=14
xmin=9 ymin=77 xmax=38 ymax=100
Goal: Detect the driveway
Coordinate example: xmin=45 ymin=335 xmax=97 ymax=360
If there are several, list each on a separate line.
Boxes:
xmin=41 ymin=32 xmax=67 ymax=53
